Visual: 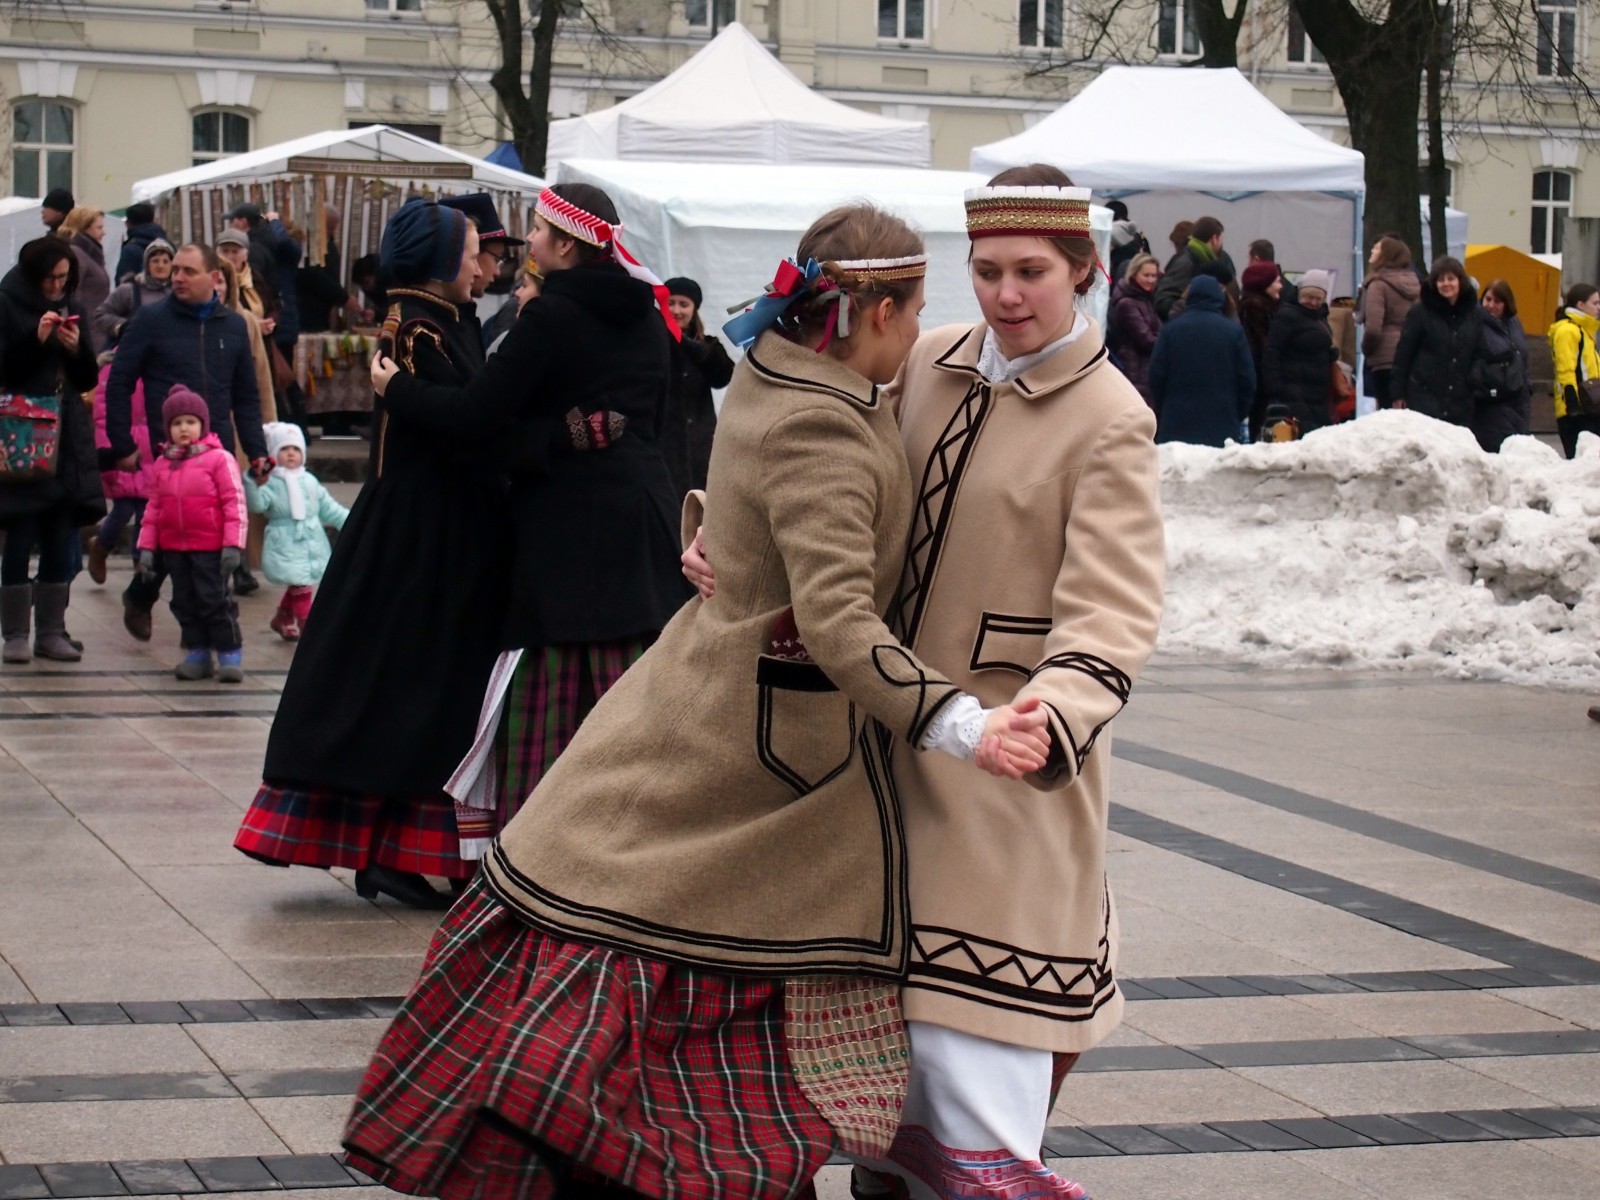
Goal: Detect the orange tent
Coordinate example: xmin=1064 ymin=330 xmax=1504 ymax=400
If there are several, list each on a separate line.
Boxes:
xmin=1466 ymin=245 xmax=1563 ymax=336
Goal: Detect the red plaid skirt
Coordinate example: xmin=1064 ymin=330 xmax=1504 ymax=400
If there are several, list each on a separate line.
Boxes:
xmin=235 ymin=785 xmax=470 ymax=879
xmin=343 ymin=878 xmax=835 ymax=1200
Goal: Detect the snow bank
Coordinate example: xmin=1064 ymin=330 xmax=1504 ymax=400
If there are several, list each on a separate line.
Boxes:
xmin=1158 ymin=410 xmax=1600 ymax=686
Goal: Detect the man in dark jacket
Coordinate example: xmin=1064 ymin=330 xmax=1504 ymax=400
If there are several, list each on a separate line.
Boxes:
xmin=1149 ymin=275 xmax=1256 ymax=447
xmin=1155 ymin=215 xmax=1235 ymax=320
xmin=104 ymin=242 xmax=271 ymax=639
xmin=115 ymin=202 xmax=170 ymax=283
xmin=228 ymin=202 xmax=302 ymax=359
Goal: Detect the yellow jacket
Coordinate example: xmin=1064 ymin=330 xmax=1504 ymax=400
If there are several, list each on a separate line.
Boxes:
xmin=1549 ymin=307 xmax=1600 ymax=419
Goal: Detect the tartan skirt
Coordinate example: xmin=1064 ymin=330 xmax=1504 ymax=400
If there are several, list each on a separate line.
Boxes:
xmin=492 ymin=639 xmax=649 ymax=832
xmin=235 ymin=785 xmax=470 ymax=880
xmin=343 ymin=877 xmax=836 ymax=1200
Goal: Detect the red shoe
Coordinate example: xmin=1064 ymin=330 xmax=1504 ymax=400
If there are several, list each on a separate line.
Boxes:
xmin=269 ymin=608 xmax=300 ymax=642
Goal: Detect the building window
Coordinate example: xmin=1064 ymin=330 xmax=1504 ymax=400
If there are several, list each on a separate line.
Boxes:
xmin=879 ymin=0 xmax=926 ymax=42
xmin=1156 ymin=0 xmax=1200 ymax=56
xmin=685 ymin=0 xmax=735 ymax=28
xmin=1536 ymin=0 xmax=1578 ymax=76
xmin=1532 ymin=169 xmax=1573 ymax=254
xmin=365 ymin=0 xmax=422 ymax=12
xmin=1417 ymin=164 xmax=1454 ymax=205
xmin=192 ymin=111 xmax=250 ymax=166
xmin=11 ymin=100 xmax=74 ymax=199
xmin=1020 ymin=0 xmax=1064 ymax=47
xmin=1287 ymin=7 xmax=1325 ymax=64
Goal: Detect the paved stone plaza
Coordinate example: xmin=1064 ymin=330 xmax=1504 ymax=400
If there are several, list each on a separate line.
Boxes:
xmin=3 ymin=556 xmax=1600 ymax=1199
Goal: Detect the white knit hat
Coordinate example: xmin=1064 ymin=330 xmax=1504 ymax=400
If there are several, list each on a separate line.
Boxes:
xmin=265 ymin=421 xmax=306 ymax=460
xmin=1298 ymin=269 xmax=1337 ymax=298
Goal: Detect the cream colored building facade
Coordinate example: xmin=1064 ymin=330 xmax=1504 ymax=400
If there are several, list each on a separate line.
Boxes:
xmin=0 ymin=0 xmax=1590 ymax=259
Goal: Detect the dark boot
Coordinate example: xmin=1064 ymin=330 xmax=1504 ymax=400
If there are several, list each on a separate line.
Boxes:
xmin=354 ymin=865 xmax=450 ymax=910
xmin=2 ymin=584 xmax=31 ymax=664
xmin=232 ymin=566 xmax=260 ymax=596
xmin=122 ymin=591 xmax=153 ymax=641
xmin=32 ymin=582 xmax=81 ymax=662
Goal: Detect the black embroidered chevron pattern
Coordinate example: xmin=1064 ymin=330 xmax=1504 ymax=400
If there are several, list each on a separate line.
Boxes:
xmin=890 ymin=381 xmax=992 ymax=646
xmin=1032 ymin=652 xmax=1133 ymax=705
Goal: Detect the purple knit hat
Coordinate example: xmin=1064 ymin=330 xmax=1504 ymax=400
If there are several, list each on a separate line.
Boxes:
xmin=162 ymin=385 xmax=210 ymax=437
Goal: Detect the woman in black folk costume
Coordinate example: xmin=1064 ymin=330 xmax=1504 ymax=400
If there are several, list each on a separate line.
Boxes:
xmin=234 ymin=199 xmax=508 ymax=910
xmin=371 ymin=183 xmax=693 ymax=861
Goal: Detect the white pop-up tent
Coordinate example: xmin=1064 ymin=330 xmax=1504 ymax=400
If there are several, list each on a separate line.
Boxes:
xmin=553 ymin=158 xmax=1112 ymax=341
xmin=972 ymin=66 xmax=1367 ymax=294
xmin=547 ymin=24 xmax=930 ymax=168
xmin=130 ymin=126 xmax=545 ymax=274
xmin=0 ymin=197 xmax=126 ymax=284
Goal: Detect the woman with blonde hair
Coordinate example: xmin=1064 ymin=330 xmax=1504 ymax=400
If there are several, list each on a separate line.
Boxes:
xmin=59 ymin=206 xmax=110 ymax=349
xmin=1107 ymin=250 xmax=1161 ymax=406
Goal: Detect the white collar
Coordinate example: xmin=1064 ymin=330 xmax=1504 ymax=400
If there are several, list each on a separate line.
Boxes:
xmin=976 ymin=311 xmax=1088 ymax=385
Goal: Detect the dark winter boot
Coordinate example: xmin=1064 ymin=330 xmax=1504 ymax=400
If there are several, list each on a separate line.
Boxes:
xmin=32 ymin=583 xmax=81 ymax=662
xmin=2 ymin=584 xmax=32 ymax=664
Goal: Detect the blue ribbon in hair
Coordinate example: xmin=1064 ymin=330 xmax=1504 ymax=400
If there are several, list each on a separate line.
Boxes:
xmin=722 ymin=258 xmax=826 ymax=350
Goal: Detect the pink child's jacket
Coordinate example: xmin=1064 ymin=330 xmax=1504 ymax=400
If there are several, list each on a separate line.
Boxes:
xmin=92 ymin=362 xmax=157 ymax=501
xmin=137 ymin=433 xmax=247 ymax=553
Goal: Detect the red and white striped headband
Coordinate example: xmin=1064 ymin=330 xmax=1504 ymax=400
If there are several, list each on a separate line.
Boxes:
xmin=535 ymin=187 xmax=681 ymax=342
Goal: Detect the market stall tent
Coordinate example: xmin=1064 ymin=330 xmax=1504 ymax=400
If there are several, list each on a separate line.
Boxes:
xmin=971 ymin=66 xmax=1366 ymax=293
xmin=553 ymin=158 xmax=1112 ymax=341
xmin=129 ymin=126 xmax=545 ymax=272
xmin=547 ymin=23 xmax=930 ymax=168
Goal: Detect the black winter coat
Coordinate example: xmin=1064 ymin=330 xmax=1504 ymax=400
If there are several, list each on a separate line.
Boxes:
xmin=116 ymin=222 xmax=169 ymax=284
xmin=1107 ymin=281 xmax=1160 ymax=405
xmin=1392 ymin=282 xmax=1482 ymax=426
xmin=1149 ymin=278 xmax=1255 ymax=447
xmin=0 ymin=267 xmax=104 ymax=525
xmin=663 ymin=332 xmax=733 ymax=496
xmin=1472 ymin=312 xmax=1530 ymax=453
xmin=263 ymin=288 xmax=508 ymax=796
xmin=1263 ymin=300 xmax=1337 ymax=435
xmin=382 ymin=261 xmax=693 ymax=650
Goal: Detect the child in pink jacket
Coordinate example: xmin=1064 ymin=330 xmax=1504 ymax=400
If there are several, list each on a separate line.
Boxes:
xmin=137 ymin=386 xmax=248 ymax=682
xmin=88 ymin=361 xmax=157 ymax=584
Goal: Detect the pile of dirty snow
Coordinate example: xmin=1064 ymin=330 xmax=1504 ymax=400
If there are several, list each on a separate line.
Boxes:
xmin=1158 ymin=410 xmax=1600 ymax=686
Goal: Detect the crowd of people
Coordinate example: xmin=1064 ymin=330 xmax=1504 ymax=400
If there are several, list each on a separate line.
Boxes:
xmin=1105 ymin=204 xmax=1596 ymax=457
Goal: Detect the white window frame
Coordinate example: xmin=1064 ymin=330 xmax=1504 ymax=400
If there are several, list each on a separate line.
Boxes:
xmin=1155 ymin=0 xmax=1200 ymax=58
xmin=878 ymin=0 xmax=928 ymax=44
xmin=1019 ymin=0 xmax=1065 ymax=49
xmin=1531 ymin=168 xmax=1574 ymax=254
xmin=1535 ymin=0 xmax=1579 ymax=77
xmin=1286 ymin=6 xmax=1326 ymax=65
xmin=191 ymin=109 xmax=251 ymax=167
xmin=364 ymin=0 xmax=422 ymax=14
xmin=684 ymin=0 xmax=736 ymax=30
xmin=11 ymin=98 xmax=75 ymax=200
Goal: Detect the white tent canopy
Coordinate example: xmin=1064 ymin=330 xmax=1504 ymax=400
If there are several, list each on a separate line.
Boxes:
xmin=131 ymin=126 xmax=544 ymax=204
xmin=0 ymin=198 xmax=126 ymax=283
xmin=554 ymin=158 xmax=1111 ymax=343
xmin=547 ymin=24 xmax=930 ymax=168
xmin=971 ymin=66 xmax=1366 ymax=293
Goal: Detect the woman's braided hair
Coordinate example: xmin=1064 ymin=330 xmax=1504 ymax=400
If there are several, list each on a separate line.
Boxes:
xmin=779 ymin=204 xmax=924 ymax=340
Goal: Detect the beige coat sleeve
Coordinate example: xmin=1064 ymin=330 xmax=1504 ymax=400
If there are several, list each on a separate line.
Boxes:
xmin=1016 ymin=403 xmax=1165 ymax=789
xmin=761 ymin=405 xmax=961 ymax=745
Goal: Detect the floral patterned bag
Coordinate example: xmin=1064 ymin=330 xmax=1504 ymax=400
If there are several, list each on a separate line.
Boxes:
xmin=0 ymin=393 xmax=63 ymax=483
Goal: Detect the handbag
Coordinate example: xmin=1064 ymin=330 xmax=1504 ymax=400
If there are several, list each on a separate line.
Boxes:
xmin=1329 ymin=359 xmax=1356 ymax=423
xmin=0 ymin=392 xmax=63 ymax=482
xmin=1576 ymin=331 xmax=1600 ymax=416
xmin=268 ymin=339 xmax=295 ymax=393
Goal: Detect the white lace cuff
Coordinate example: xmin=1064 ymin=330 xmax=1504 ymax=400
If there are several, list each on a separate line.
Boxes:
xmin=919 ymin=694 xmax=987 ymax=761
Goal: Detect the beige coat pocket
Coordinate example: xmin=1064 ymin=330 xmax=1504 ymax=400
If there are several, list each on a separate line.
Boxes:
xmin=968 ymin=612 xmax=1053 ymax=677
xmin=755 ymin=655 xmax=857 ymax=795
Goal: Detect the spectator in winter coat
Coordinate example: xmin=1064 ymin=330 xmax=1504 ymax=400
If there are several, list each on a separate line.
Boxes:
xmin=227 ymin=203 xmax=302 ymax=368
xmin=0 ymin=236 xmax=103 ymax=664
xmin=1155 ymin=215 xmax=1234 ymax=321
xmin=60 ymin=207 xmax=111 ymax=353
xmin=1472 ymin=279 xmax=1530 ymax=453
xmin=1150 ymin=274 xmax=1255 ymax=447
xmin=215 ymin=229 xmax=272 ymax=327
xmin=1355 ymin=236 xmax=1420 ymax=408
xmin=1239 ymin=262 xmax=1281 ymax=436
xmin=104 ymin=242 xmax=270 ymax=640
xmin=1167 ymin=220 xmax=1193 ymax=257
xmin=662 ymin=276 xmax=733 ymax=496
xmin=1263 ymin=267 xmax=1338 ymax=435
xmin=115 ymin=202 xmax=169 ymax=283
xmin=1107 ymin=253 xmax=1161 ymax=408
xmin=1391 ymin=257 xmax=1482 ymax=428
xmin=93 ymin=238 xmax=173 ymax=355
xmin=40 ymin=188 xmax=74 ymax=234
xmin=1547 ymin=283 xmax=1600 ymax=458
xmin=1106 ymin=200 xmax=1150 ymax=285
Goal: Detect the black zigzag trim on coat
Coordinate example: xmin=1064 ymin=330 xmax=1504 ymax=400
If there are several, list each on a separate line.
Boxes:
xmin=890 ymin=379 xmax=992 ymax=647
xmin=1032 ymin=651 xmax=1133 ymax=704
xmin=872 ymin=643 xmax=960 ymax=744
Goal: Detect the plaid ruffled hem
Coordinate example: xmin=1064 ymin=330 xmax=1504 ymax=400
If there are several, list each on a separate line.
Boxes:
xmin=234 ymin=784 xmax=470 ymax=879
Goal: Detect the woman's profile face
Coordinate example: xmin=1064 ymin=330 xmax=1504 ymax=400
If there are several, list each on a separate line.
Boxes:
xmin=970 ymin=236 xmax=1084 ymax=359
xmin=528 ymin=216 xmax=578 ymax=276
xmin=88 ymin=215 xmax=105 ymax=242
xmin=1580 ymin=292 xmax=1600 ymax=318
xmin=1482 ymin=291 xmax=1505 ymax=320
xmin=854 ymin=278 xmax=925 ymax=386
xmin=1267 ymin=277 xmax=1283 ymax=301
xmin=443 ymin=227 xmax=482 ymax=304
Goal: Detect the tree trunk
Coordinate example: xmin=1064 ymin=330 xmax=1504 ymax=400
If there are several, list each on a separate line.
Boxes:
xmin=1424 ymin=23 xmax=1449 ymax=264
xmin=1190 ymin=0 xmax=1246 ymax=68
xmin=521 ymin=0 xmax=564 ymax=176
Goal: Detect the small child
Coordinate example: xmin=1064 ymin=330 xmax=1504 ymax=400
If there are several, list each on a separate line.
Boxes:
xmin=88 ymin=364 xmax=156 ymax=584
xmin=245 ymin=422 xmax=349 ymax=641
xmin=136 ymin=386 xmax=247 ymax=682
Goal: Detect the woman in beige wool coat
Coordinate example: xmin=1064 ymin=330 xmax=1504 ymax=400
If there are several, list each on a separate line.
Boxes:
xmin=342 ymin=200 xmax=1050 ymax=1200
xmin=688 ymin=165 xmax=1167 ymax=1200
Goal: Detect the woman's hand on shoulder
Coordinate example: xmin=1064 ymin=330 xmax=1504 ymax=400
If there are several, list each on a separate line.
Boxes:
xmin=681 ymin=526 xmax=715 ymax=599
xmin=974 ymin=698 xmax=1052 ymax=780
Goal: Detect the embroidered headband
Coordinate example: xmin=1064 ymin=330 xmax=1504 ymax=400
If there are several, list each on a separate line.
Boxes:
xmin=534 ymin=187 xmax=680 ymax=341
xmin=964 ymin=185 xmax=1094 ymax=241
xmin=723 ymin=255 xmax=928 ymax=352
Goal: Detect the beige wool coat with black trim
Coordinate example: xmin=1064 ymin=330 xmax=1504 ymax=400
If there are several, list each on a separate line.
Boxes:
xmin=484 ymin=329 xmax=960 ymax=977
xmin=884 ymin=319 xmax=1165 ymax=1053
